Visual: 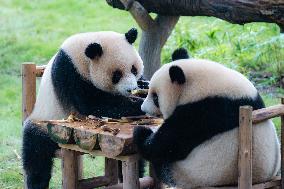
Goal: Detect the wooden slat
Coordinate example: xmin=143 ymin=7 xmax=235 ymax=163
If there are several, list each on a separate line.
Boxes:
xmin=252 ymin=104 xmax=284 ymax=124
xmin=36 ymin=65 xmax=46 ymax=77
xmin=238 ymin=106 xmax=253 ymax=189
xmin=281 ymin=98 xmax=284 ymax=189
xmin=78 ymin=176 xmax=111 ymax=189
xmin=105 ymin=176 xmax=154 ymax=189
xmin=252 ymin=177 xmax=281 ymax=189
xmin=22 ymin=63 xmax=36 ymax=122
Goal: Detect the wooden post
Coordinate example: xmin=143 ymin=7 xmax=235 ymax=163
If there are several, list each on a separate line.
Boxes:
xmin=149 ymin=163 xmax=162 ymax=189
xmin=22 ymin=63 xmax=36 ymax=189
xmin=62 ymin=149 xmax=83 ymax=189
xmin=122 ymin=158 xmax=140 ymax=189
xmin=22 ymin=63 xmax=36 ymax=122
xmin=238 ymin=106 xmax=253 ymax=189
xmin=281 ymin=98 xmax=284 ymax=189
xmin=105 ymin=158 xmax=119 ymax=186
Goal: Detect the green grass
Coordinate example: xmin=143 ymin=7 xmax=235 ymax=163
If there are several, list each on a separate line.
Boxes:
xmin=0 ymin=0 xmax=283 ymax=188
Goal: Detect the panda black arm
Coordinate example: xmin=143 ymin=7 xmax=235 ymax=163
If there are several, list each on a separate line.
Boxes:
xmin=134 ymin=121 xmax=188 ymax=163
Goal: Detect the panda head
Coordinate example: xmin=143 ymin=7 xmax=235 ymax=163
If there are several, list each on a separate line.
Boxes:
xmin=61 ymin=28 xmax=143 ymax=96
xmin=142 ymin=48 xmax=257 ymax=119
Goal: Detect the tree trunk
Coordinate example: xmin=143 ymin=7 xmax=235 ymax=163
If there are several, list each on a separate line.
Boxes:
xmin=107 ymin=0 xmax=284 ymax=29
xmin=139 ymin=15 xmax=179 ymax=79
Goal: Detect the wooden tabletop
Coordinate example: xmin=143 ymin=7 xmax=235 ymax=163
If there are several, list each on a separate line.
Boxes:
xmin=32 ymin=116 xmax=162 ymax=158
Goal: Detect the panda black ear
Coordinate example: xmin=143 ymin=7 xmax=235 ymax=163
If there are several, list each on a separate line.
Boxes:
xmin=172 ymin=48 xmax=189 ymax=61
xmin=85 ymin=43 xmax=103 ymax=60
xmin=125 ymin=28 xmax=138 ymax=44
xmin=169 ymin=65 xmax=186 ymax=85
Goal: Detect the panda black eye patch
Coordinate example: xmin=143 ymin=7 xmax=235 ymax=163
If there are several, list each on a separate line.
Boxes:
xmin=152 ymin=92 xmax=159 ymax=108
xmin=131 ymin=65 xmax=138 ymax=76
xmin=112 ymin=70 xmax=123 ymax=84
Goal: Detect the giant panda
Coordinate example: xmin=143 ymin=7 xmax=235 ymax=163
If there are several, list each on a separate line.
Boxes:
xmin=134 ymin=48 xmax=280 ymax=188
xmin=23 ymin=28 xmax=147 ymax=189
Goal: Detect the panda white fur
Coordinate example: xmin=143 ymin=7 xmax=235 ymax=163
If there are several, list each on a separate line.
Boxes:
xmin=23 ymin=28 xmax=147 ymax=189
xmin=134 ymin=48 xmax=280 ymax=188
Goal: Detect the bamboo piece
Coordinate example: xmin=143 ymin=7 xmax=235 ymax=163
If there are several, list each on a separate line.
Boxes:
xmin=252 ymin=104 xmax=284 ymax=124
xmin=238 ymin=106 xmax=253 ymax=189
xmin=281 ymin=98 xmax=284 ymax=189
xmin=22 ymin=63 xmax=36 ymax=122
xmin=122 ymin=158 xmax=140 ymax=189
xmin=105 ymin=158 xmax=119 ymax=186
xmin=62 ymin=149 xmax=82 ymax=189
xmin=78 ymin=176 xmax=111 ymax=189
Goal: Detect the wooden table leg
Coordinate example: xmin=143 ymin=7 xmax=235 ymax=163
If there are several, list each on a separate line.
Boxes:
xmin=105 ymin=158 xmax=119 ymax=185
xmin=122 ymin=158 xmax=140 ymax=189
xmin=149 ymin=163 xmax=162 ymax=189
xmin=62 ymin=149 xmax=82 ymax=189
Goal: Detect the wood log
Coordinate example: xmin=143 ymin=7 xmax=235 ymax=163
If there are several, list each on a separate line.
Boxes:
xmin=107 ymin=0 xmax=284 ymax=29
xmin=33 ymin=118 xmax=161 ymax=156
xmin=47 ymin=122 xmax=74 ymax=144
xmin=74 ymin=129 xmax=98 ymax=151
xmin=78 ymin=176 xmax=111 ymax=189
xmin=252 ymin=104 xmax=284 ymax=124
xmin=238 ymin=106 xmax=253 ymax=189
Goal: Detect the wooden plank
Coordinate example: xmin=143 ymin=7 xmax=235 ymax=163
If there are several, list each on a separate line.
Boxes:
xmin=105 ymin=158 xmax=119 ymax=186
xmin=78 ymin=176 xmax=111 ymax=189
xmin=238 ymin=106 xmax=253 ymax=189
xmin=105 ymin=176 xmax=154 ymax=189
xmin=149 ymin=163 xmax=162 ymax=189
xmin=281 ymin=98 xmax=284 ymax=189
xmin=252 ymin=176 xmax=281 ymax=189
xmin=122 ymin=158 xmax=140 ymax=189
xmin=252 ymin=104 xmax=284 ymax=124
xmin=22 ymin=63 xmax=36 ymax=122
xmin=62 ymin=149 xmax=82 ymax=189
xmin=35 ymin=65 xmax=46 ymax=77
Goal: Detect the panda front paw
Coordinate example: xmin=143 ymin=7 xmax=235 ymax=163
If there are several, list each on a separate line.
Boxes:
xmin=133 ymin=126 xmax=153 ymax=146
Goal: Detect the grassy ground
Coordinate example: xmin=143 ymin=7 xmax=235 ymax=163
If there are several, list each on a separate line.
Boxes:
xmin=0 ymin=0 xmax=283 ymax=188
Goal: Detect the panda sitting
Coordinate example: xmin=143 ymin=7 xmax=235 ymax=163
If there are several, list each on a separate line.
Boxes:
xmin=23 ymin=28 xmax=147 ymax=189
xmin=134 ymin=48 xmax=280 ymax=188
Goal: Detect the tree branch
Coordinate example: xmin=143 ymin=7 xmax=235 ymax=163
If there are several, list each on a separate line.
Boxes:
xmin=107 ymin=0 xmax=284 ymax=28
xmin=118 ymin=0 xmax=155 ymax=31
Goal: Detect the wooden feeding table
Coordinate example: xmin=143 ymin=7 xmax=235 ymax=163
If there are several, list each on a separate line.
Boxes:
xmin=31 ymin=115 xmax=163 ymax=189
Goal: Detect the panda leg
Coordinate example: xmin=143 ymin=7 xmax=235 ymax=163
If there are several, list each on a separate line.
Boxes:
xmin=22 ymin=120 xmax=59 ymax=189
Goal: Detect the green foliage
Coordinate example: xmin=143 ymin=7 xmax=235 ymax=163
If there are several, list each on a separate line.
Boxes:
xmin=163 ymin=17 xmax=284 ymax=85
xmin=0 ymin=1 xmax=283 ymax=188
